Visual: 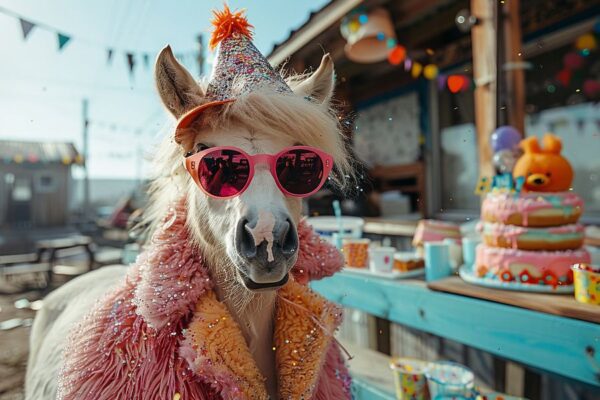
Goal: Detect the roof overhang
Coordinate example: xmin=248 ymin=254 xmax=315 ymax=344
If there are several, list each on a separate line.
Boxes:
xmin=267 ymin=0 xmax=363 ymax=66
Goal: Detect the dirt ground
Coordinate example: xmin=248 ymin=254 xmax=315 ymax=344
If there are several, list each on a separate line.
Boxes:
xmin=0 ymin=288 xmax=38 ymax=400
xmin=0 ymin=270 xmax=80 ymax=400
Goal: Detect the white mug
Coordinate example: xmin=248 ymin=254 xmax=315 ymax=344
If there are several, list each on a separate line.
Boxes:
xmin=443 ymin=238 xmax=463 ymax=270
xmin=369 ymin=246 xmax=396 ymax=273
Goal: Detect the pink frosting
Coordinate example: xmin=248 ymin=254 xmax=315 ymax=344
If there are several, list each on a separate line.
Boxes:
xmin=412 ymin=219 xmax=462 ymax=246
xmin=476 ymin=244 xmax=591 ymax=279
xmin=481 ymin=191 xmax=584 ymax=226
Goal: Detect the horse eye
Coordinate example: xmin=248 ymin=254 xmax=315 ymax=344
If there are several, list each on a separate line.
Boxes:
xmin=546 ymin=172 xmax=551 ymax=177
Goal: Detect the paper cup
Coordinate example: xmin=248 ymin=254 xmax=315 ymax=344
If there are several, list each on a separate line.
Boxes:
xmin=342 ymin=238 xmax=370 ymax=268
xmin=370 ymin=246 xmax=396 ymax=272
xmin=389 ymin=358 xmax=429 ymax=400
xmin=572 ymin=263 xmax=600 ymax=305
xmin=425 ymin=361 xmax=474 ymax=399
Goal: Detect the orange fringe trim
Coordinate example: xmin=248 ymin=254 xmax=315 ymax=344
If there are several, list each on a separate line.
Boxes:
xmin=210 ymin=5 xmax=253 ymax=50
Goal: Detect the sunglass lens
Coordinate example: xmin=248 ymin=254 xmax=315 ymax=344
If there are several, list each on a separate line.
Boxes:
xmin=276 ymin=149 xmax=324 ymax=195
xmin=198 ymin=149 xmax=250 ymax=197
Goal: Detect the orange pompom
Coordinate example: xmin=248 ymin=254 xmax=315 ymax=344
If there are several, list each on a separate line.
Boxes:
xmin=210 ymin=5 xmax=253 ymax=50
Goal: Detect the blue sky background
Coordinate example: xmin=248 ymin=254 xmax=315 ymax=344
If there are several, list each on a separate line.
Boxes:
xmin=0 ymin=0 xmax=329 ymax=178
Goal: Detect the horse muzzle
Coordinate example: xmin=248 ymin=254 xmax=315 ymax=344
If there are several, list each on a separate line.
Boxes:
xmin=234 ymin=210 xmax=298 ymax=290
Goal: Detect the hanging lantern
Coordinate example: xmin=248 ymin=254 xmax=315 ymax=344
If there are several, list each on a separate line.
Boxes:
xmin=387 ymin=45 xmax=406 ymax=65
xmin=411 ymin=62 xmax=423 ymax=78
xmin=423 ymin=64 xmax=439 ymax=80
xmin=341 ymin=8 xmax=397 ymax=63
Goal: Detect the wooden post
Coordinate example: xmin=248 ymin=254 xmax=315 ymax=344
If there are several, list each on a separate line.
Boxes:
xmin=502 ymin=0 xmax=525 ymax=135
xmin=471 ymin=0 xmax=496 ymax=178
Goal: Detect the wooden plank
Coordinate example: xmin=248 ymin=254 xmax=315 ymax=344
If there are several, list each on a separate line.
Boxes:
xmin=362 ymin=217 xmax=419 ymax=237
xmin=501 ymin=0 xmax=525 ymax=134
xmin=311 ymin=272 xmax=600 ymax=386
xmin=471 ymin=0 xmax=496 ymax=178
xmin=427 ymin=276 xmax=600 ymax=324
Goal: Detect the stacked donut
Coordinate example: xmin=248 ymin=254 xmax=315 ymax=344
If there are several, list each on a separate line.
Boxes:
xmin=475 ymin=191 xmax=590 ymax=288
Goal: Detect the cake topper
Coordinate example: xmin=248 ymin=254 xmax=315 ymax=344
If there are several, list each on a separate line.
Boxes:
xmin=513 ymin=133 xmax=573 ymax=192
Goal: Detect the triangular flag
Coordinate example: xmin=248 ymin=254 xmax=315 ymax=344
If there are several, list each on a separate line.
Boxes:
xmin=126 ymin=53 xmax=135 ymax=76
xmin=107 ymin=48 xmax=114 ymax=65
xmin=57 ymin=33 xmax=71 ymax=50
xmin=19 ymin=18 xmax=35 ymax=39
xmin=143 ymin=53 xmax=150 ymax=69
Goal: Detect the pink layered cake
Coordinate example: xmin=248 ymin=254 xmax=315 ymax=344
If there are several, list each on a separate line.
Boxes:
xmin=476 ymin=191 xmax=587 ymax=288
xmin=475 ymin=245 xmax=590 ymax=287
xmin=481 ymin=191 xmax=583 ymax=227
xmin=478 ymin=222 xmax=585 ymax=250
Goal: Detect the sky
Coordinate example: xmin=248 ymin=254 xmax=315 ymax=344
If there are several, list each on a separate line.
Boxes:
xmin=0 ymin=0 xmax=330 ymax=179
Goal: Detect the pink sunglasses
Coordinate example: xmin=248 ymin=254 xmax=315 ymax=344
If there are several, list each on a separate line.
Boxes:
xmin=185 ymin=146 xmax=334 ymax=199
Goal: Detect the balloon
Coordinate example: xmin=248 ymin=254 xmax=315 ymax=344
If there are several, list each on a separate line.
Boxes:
xmin=583 ymin=79 xmax=600 ymax=97
xmin=447 ymin=75 xmax=466 ymax=93
xmin=388 ymin=45 xmax=406 ymax=65
xmin=556 ymin=69 xmax=571 ymax=87
xmin=411 ymin=62 xmax=423 ymax=78
xmin=423 ymin=64 xmax=439 ymax=80
xmin=491 ymin=126 xmax=521 ymax=152
xmin=575 ymin=33 xmax=597 ymax=51
xmin=563 ymin=52 xmax=584 ymax=70
xmin=404 ymin=58 xmax=412 ymax=72
xmin=493 ymin=149 xmax=519 ymax=174
xmin=437 ymin=75 xmax=446 ymax=90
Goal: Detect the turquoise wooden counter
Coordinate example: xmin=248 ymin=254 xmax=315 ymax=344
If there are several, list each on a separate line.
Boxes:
xmin=312 ymin=272 xmax=600 ymax=387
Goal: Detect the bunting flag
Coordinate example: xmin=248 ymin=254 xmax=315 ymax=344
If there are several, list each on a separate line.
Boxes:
xmin=57 ymin=33 xmax=71 ymax=50
xmin=19 ymin=18 xmax=35 ymax=39
xmin=126 ymin=53 xmax=135 ymax=76
xmin=1 ymin=4 xmax=200 ymax=80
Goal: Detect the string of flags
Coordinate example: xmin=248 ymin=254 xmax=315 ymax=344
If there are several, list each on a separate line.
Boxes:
xmin=0 ymin=5 xmax=200 ymax=78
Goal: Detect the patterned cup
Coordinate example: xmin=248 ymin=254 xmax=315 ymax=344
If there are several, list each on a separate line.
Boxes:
xmin=389 ymin=357 xmax=429 ymax=400
xmin=572 ymin=263 xmax=600 ymax=305
xmin=342 ymin=238 xmax=370 ymax=268
xmin=425 ymin=361 xmax=474 ymax=399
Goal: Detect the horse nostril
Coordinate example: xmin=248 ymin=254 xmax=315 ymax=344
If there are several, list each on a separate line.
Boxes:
xmin=235 ymin=219 xmax=257 ymax=258
xmin=280 ymin=219 xmax=298 ymax=257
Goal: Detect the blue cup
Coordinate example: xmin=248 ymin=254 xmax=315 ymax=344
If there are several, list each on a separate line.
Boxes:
xmin=425 ymin=242 xmax=453 ymax=282
xmin=462 ymin=237 xmax=481 ymax=270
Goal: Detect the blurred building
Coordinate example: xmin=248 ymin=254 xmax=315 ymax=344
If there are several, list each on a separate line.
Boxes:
xmin=0 ymin=140 xmax=82 ymax=228
xmin=269 ymin=0 xmax=600 ymax=222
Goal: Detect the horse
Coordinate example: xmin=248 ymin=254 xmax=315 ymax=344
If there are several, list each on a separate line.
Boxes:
xmin=25 ymin=42 xmax=353 ymax=400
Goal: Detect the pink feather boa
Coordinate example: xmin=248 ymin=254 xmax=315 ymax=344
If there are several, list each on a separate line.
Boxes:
xmin=57 ymin=203 xmax=350 ymax=400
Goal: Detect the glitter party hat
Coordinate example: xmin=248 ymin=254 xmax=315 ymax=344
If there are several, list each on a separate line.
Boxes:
xmin=176 ymin=6 xmax=292 ymax=130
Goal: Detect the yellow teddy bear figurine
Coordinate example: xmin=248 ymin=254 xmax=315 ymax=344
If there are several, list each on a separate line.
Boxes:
xmin=512 ymin=133 xmax=573 ymax=192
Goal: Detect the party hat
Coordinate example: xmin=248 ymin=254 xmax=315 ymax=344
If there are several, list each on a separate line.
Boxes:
xmin=177 ymin=6 xmax=291 ymax=130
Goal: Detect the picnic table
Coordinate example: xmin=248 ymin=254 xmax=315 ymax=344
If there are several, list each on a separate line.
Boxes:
xmin=0 ymin=236 xmax=95 ymax=291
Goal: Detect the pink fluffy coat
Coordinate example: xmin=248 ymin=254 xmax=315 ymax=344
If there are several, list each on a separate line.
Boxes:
xmin=56 ymin=203 xmax=351 ymax=400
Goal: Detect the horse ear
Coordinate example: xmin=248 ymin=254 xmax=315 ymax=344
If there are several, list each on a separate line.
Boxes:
xmin=155 ymin=45 xmax=205 ymax=118
xmin=293 ymin=54 xmax=335 ymax=105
